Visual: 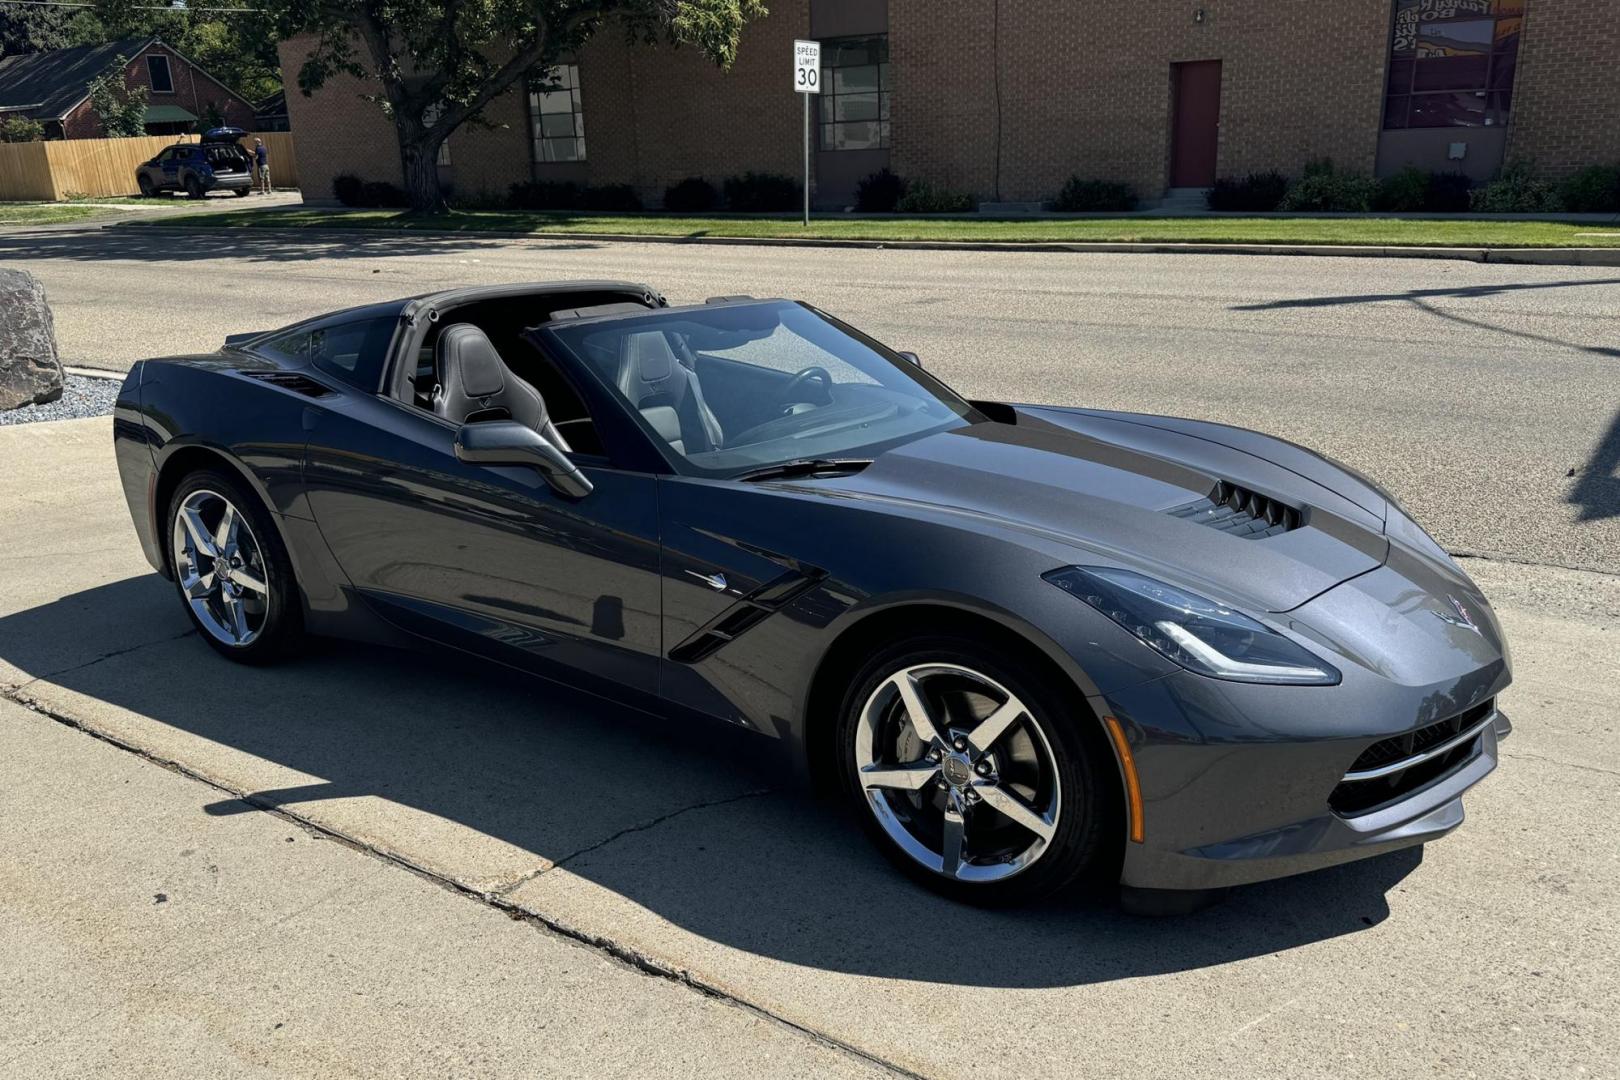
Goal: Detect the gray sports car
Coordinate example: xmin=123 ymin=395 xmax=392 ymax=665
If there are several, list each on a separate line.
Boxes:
xmin=113 ymin=281 xmax=1511 ymax=906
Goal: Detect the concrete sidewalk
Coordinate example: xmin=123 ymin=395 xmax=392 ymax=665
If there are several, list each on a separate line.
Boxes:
xmin=2 ymin=416 xmax=1617 ymax=1079
xmin=0 ymin=697 xmax=885 ymax=1080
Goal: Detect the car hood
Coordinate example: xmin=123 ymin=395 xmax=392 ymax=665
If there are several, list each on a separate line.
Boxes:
xmin=815 ymin=405 xmax=1391 ymax=614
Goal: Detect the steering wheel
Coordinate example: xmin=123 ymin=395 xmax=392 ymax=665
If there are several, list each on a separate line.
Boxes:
xmin=778 ymin=365 xmax=834 ymax=408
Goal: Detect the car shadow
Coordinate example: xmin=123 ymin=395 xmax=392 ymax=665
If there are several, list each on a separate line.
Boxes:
xmin=0 ymin=227 xmax=604 ymax=266
xmin=0 ymin=574 xmax=1422 ymax=990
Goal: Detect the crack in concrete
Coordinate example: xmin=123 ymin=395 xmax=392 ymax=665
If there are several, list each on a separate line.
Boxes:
xmin=1504 ymin=750 xmax=1620 ymax=780
xmin=489 ymin=787 xmax=775 ymax=900
xmin=6 ymin=697 xmax=928 ymax=1080
xmin=5 ymin=628 xmax=196 ymax=695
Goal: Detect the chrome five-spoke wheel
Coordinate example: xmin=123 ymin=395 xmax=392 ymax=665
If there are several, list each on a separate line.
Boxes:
xmin=171 ymin=488 xmax=270 ymax=647
xmin=856 ymin=662 xmax=1061 ymax=883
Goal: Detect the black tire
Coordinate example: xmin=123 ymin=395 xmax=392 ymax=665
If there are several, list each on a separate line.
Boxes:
xmin=185 ymin=176 xmax=205 ymax=199
xmin=166 ymin=468 xmax=303 ymax=664
xmin=137 ymin=175 xmax=155 ymax=197
xmin=233 ymin=186 xmax=251 ymax=197
xmin=834 ymin=634 xmax=1113 ymax=905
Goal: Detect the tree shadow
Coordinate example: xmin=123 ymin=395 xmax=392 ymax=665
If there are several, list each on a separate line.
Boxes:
xmin=0 ymin=574 xmax=1422 ymax=990
xmin=0 ymin=227 xmax=604 ymax=267
xmin=1570 ymin=409 xmax=1620 ymax=523
xmin=1232 ymin=277 xmax=1620 ymax=358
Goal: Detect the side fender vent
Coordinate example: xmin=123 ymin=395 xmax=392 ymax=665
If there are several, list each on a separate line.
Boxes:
xmin=238 ymin=371 xmax=333 ymax=398
xmin=1167 ymin=481 xmax=1301 ymax=539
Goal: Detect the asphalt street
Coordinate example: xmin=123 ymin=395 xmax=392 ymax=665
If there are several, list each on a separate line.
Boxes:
xmin=4 ymin=225 xmax=1616 ymax=573
xmin=0 ymin=231 xmax=1617 ymax=1077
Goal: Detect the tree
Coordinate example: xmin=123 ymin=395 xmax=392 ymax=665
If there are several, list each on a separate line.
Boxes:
xmin=87 ymin=54 xmax=149 ymax=137
xmin=285 ymin=0 xmax=767 ymax=211
xmin=0 ymin=6 xmax=78 ymax=58
xmin=0 ymin=116 xmax=45 ymax=142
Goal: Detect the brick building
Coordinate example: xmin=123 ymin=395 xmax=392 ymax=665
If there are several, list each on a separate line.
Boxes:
xmin=0 ymin=38 xmax=257 ymax=139
xmin=280 ymin=0 xmax=1620 ymax=208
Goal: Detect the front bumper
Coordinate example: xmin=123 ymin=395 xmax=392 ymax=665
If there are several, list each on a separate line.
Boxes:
xmin=1111 ymin=698 xmax=1508 ymax=892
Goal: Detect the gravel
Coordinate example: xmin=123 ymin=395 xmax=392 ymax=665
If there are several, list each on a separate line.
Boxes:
xmin=0 ymin=374 xmax=120 ymax=426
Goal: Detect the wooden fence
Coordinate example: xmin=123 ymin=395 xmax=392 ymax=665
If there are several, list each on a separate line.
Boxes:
xmin=0 ymin=131 xmax=298 ymax=201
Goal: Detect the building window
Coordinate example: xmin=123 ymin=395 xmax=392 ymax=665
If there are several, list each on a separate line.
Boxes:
xmin=528 ymin=65 xmax=585 ymax=163
xmin=146 ymin=54 xmax=174 ymax=94
xmin=1383 ymin=0 xmax=1523 ymax=129
xmin=819 ymin=35 xmax=890 ymax=151
xmin=422 ymin=103 xmax=452 ymax=165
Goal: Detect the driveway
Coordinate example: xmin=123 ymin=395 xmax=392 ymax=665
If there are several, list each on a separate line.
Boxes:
xmin=1 ymin=409 xmax=1616 ymax=1077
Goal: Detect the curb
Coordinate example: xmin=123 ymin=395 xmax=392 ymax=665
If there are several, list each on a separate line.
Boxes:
xmin=109 ymin=222 xmax=1620 ymax=266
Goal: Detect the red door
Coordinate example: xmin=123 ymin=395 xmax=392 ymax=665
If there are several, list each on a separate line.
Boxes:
xmin=1171 ymin=60 xmax=1222 ymax=187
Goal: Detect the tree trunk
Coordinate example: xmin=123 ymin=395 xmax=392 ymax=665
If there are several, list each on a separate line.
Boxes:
xmin=399 ymin=136 xmax=446 ymax=213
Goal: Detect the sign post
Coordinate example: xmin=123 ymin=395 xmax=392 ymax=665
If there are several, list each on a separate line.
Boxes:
xmin=793 ymin=39 xmax=820 ymax=227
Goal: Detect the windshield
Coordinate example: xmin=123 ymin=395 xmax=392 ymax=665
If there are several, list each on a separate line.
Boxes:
xmin=546 ymin=301 xmax=981 ymax=477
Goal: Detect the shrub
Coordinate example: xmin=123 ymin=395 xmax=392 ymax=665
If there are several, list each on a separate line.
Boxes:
xmin=1425 ymin=171 xmax=1474 ymax=213
xmin=1470 ymin=160 xmax=1563 ymax=212
xmin=1372 ymin=167 xmax=1474 ymax=213
xmin=1052 ymin=176 xmax=1137 ymax=212
xmin=854 ymin=168 xmax=908 ymax=212
xmin=508 ymin=179 xmax=582 ymax=210
xmin=1558 ymin=164 xmax=1620 ymax=213
xmin=723 ymin=171 xmax=800 ymax=212
xmin=663 ymin=177 xmax=718 ymax=212
xmin=895 ymin=179 xmax=975 ymax=214
xmin=1207 ymin=171 xmax=1289 ymax=211
xmin=358 ymin=180 xmax=409 ymax=208
xmin=1372 ymin=166 xmax=1430 ymax=212
xmin=333 ymin=174 xmax=364 ymax=206
xmin=1278 ymin=160 xmax=1376 ymax=212
xmin=0 ymin=116 xmax=44 ymax=143
xmin=579 ymin=183 xmax=642 ymax=211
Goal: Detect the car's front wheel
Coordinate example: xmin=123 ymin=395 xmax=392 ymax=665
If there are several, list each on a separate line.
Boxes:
xmin=836 ymin=636 xmax=1114 ymax=904
xmin=167 ymin=469 xmax=302 ymax=663
xmin=137 ymin=175 xmax=155 ymax=197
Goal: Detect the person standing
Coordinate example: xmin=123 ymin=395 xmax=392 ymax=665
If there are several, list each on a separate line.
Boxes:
xmin=253 ymin=138 xmax=271 ymax=195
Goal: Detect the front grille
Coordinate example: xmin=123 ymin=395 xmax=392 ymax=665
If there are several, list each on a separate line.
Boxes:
xmin=238 ymin=370 xmax=332 ymax=397
xmin=1166 ymin=481 xmax=1301 ymax=539
xmin=1329 ymin=698 xmax=1494 ymax=816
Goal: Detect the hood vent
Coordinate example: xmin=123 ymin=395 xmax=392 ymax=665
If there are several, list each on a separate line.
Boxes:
xmin=238 ymin=371 xmax=333 ymax=398
xmin=1167 ymin=481 xmax=1301 ymax=539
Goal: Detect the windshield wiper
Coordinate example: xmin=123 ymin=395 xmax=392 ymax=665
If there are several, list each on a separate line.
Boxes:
xmin=733 ymin=458 xmax=873 ymax=483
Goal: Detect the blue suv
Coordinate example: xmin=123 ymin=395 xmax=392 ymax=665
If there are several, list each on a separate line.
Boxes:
xmin=135 ymin=128 xmax=253 ymax=199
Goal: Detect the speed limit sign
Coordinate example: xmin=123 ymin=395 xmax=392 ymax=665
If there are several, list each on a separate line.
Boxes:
xmin=794 ymin=39 xmax=821 ymax=93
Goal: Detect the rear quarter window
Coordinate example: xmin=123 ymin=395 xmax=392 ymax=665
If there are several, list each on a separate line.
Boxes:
xmin=256 ymin=316 xmax=397 ymax=392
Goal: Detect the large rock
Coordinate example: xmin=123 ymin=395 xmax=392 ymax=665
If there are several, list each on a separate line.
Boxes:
xmin=0 ymin=268 xmax=64 ymax=410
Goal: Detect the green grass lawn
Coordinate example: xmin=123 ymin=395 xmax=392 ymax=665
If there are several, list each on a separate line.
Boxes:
xmin=128 ymin=206 xmax=1620 ymax=247
xmin=0 ymin=203 xmax=112 ymax=227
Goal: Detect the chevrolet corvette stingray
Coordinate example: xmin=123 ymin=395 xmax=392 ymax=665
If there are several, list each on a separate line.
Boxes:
xmin=113 ymin=281 xmax=1511 ymax=905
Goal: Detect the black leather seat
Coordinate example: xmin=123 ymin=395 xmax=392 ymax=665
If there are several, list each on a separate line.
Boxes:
xmin=615 ymin=330 xmax=723 ymax=455
xmin=432 ymin=323 xmax=570 ymax=450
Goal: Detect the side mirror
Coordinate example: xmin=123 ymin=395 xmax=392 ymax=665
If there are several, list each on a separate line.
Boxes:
xmin=898 ymin=351 xmax=922 ymax=367
xmin=454 ymin=420 xmax=593 ymax=499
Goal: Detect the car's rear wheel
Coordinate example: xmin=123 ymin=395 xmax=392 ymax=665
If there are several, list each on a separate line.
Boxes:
xmin=185 ymin=176 xmax=205 ymax=199
xmin=233 ymin=186 xmax=251 ymax=197
xmin=835 ymin=636 xmax=1112 ymax=905
xmin=167 ymin=470 xmax=302 ymax=663
xmin=137 ymin=175 xmax=155 ymax=197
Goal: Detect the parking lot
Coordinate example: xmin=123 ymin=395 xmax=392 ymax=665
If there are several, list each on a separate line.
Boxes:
xmin=2 ymin=232 xmax=1617 ymax=1078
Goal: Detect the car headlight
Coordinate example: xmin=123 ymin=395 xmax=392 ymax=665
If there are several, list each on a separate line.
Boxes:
xmin=1043 ymin=566 xmax=1341 ymax=686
